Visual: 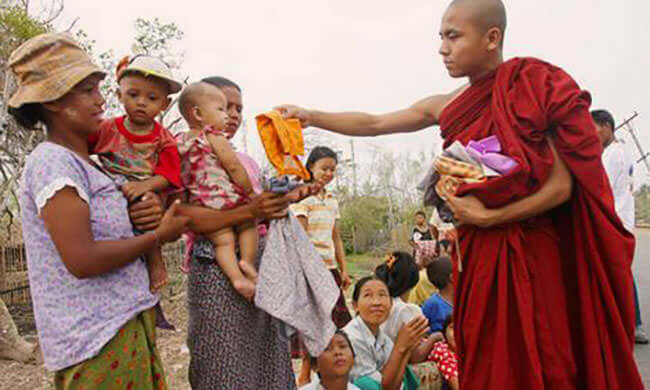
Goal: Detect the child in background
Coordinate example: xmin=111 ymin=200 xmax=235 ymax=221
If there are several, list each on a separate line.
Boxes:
xmin=89 ymin=55 xmax=183 ymax=292
xmin=422 ymin=257 xmax=454 ymax=333
xmin=302 ymin=330 xmax=360 ymax=390
xmin=428 ymin=315 xmax=459 ymax=390
xmin=291 ymin=146 xmax=352 ymax=387
xmin=176 ymin=81 xmax=260 ymax=300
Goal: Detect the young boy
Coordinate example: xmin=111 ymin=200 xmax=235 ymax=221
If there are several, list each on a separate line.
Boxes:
xmin=89 ymin=55 xmax=183 ymax=293
xmin=422 ymin=257 xmax=453 ymax=333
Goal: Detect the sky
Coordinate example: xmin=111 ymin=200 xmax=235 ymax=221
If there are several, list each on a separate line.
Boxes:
xmin=43 ymin=0 xmax=650 ymax=186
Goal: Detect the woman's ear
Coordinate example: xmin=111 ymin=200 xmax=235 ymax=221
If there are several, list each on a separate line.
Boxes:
xmin=42 ymin=100 xmax=63 ymax=114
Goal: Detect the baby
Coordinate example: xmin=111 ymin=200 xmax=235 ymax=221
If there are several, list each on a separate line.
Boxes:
xmin=176 ymin=82 xmax=260 ymax=300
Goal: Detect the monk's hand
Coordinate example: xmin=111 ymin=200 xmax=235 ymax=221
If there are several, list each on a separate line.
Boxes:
xmin=129 ymin=192 xmax=164 ymax=231
xmin=274 ymin=105 xmax=312 ymax=127
xmin=250 ymin=192 xmax=290 ymax=221
xmin=446 ymin=193 xmax=497 ymax=228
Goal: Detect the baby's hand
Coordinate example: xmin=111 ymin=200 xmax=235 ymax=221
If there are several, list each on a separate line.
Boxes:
xmin=121 ymin=181 xmax=152 ymax=202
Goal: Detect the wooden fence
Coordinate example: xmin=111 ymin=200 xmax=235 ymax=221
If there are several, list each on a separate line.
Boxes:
xmin=0 ymin=240 xmax=186 ymax=305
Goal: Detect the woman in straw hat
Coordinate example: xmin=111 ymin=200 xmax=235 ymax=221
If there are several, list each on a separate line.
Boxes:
xmin=7 ymin=32 xmax=190 ymax=389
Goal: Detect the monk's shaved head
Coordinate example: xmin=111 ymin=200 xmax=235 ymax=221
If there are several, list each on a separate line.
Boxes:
xmin=449 ymin=0 xmax=506 ymax=45
xmin=178 ymin=81 xmax=225 ymax=123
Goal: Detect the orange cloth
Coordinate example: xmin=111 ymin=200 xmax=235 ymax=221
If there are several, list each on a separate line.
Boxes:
xmin=256 ymin=111 xmax=310 ymax=180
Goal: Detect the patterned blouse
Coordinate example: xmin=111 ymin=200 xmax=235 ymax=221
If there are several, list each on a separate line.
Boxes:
xmin=19 ymin=142 xmax=158 ymax=370
xmin=176 ymin=127 xmax=261 ymax=211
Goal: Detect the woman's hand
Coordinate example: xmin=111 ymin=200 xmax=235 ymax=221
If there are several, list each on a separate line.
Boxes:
xmin=129 ymin=192 xmax=164 ymax=231
xmin=285 ymin=183 xmax=321 ymax=203
xmin=395 ymin=315 xmax=430 ymax=352
xmin=249 ymin=192 xmax=291 ymax=220
xmin=445 ymin=193 xmax=498 ymax=228
xmin=154 ymin=201 xmax=191 ymax=243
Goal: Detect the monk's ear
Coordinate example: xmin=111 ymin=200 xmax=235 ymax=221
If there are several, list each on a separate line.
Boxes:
xmin=485 ymin=26 xmax=503 ymax=51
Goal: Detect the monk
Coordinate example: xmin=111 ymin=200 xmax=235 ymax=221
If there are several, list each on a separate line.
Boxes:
xmin=276 ymin=0 xmax=643 ymax=388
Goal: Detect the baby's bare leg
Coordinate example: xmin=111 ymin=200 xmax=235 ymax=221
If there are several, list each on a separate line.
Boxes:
xmin=237 ymin=221 xmax=259 ymax=282
xmin=146 ymin=246 xmax=167 ymax=292
xmin=207 ymin=228 xmax=256 ymax=300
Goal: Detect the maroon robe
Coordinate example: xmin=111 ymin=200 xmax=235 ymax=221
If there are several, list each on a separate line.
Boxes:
xmin=440 ymin=57 xmax=642 ymax=389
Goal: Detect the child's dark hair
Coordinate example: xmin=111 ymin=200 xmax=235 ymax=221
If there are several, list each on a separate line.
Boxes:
xmin=443 ymin=314 xmax=453 ymax=335
xmin=352 ymin=275 xmax=389 ymax=303
xmin=415 ymin=210 xmax=426 ymax=217
xmin=201 ymin=76 xmax=241 ymax=92
xmin=305 ymin=146 xmax=338 ymax=182
xmin=8 ymin=103 xmax=44 ymax=130
xmin=309 ymin=329 xmax=356 ymax=369
xmin=426 ymin=256 xmax=453 ymax=290
xmin=591 ymin=109 xmax=615 ymax=131
xmin=375 ymin=251 xmax=419 ymax=298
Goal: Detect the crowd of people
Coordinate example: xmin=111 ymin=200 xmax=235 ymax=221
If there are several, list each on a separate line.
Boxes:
xmin=5 ymin=0 xmax=646 ymax=389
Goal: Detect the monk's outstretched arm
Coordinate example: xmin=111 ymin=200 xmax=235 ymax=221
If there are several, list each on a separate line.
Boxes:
xmin=447 ymin=138 xmax=573 ymax=228
xmin=275 ymin=95 xmax=446 ymax=137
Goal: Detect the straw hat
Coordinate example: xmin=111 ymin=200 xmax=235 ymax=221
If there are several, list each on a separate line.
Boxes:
xmin=7 ymin=32 xmax=105 ymax=108
xmin=117 ymin=55 xmax=183 ymax=94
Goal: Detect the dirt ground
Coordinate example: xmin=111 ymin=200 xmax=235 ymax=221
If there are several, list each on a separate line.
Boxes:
xmin=0 ymin=254 xmax=380 ymax=389
xmin=0 ymin=296 xmax=192 ymax=390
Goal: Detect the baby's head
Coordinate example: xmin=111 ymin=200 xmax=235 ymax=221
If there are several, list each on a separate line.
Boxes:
xmin=178 ymin=81 xmax=229 ymax=133
xmin=116 ymin=55 xmax=181 ymax=127
xmin=443 ymin=314 xmax=456 ymax=352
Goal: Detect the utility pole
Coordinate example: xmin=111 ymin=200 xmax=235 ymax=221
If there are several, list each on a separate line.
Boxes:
xmin=616 ymin=112 xmax=650 ymax=173
xmin=350 ymin=139 xmax=358 ymax=197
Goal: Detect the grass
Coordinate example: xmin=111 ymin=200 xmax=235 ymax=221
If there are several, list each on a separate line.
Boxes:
xmin=346 ymin=252 xmax=381 ymax=280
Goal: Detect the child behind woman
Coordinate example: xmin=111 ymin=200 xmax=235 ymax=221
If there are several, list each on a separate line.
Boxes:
xmin=428 ymin=315 xmax=459 ymax=390
xmin=89 ymin=55 xmax=183 ymax=292
xmin=422 ymin=257 xmax=454 ymax=334
xmin=176 ymin=81 xmax=261 ymax=300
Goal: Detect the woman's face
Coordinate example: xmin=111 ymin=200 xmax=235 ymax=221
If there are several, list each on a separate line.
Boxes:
xmin=354 ymin=280 xmax=392 ymax=328
xmin=311 ymin=157 xmax=337 ymax=187
xmin=221 ymin=86 xmax=243 ymax=139
xmin=47 ymin=74 xmax=105 ymax=134
xmin=317 ymin=333 xmax=355 ymax=379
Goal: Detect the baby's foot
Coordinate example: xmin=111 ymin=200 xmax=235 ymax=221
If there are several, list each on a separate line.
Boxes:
xmin=232 ymin=277 xmax=256 ymax=301
xmin=239 ymin=261 xmax=259 ymax=283
xmin=148 ymin=260 xmax=168 ymax=292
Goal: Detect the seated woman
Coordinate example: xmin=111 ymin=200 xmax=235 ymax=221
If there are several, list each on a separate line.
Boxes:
xmin=375 ymin=252 xmax=443 ymax=389
xmin=344 ymin=276 xmax=429 ymax=390
xmin=301 ymin=330 xmax=359 ymax=390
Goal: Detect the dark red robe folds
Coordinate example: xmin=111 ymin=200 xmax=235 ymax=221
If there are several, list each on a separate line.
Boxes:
xmin=440 ymin=57 xmax=643 ymax=389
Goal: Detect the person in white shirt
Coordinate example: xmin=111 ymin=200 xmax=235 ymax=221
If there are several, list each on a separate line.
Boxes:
xmin=592 ymin=109 xmax=648 ymax=344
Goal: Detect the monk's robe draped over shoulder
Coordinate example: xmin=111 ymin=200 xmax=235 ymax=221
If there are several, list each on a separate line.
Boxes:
xmin=439 ymin=57 xmax=643 ymax=389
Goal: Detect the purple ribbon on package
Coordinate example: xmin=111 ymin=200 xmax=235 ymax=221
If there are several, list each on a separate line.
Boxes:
xmin=466 ymin=135 xmax=518 ymax=175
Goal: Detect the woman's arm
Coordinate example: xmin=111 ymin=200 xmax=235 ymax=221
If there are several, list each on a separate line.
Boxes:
xmin=381 ymin=316 xmax=430 ymax=390
xmin=332 ymin=220 xmax=351 ymax=290
xmin=446 ymin=138 xmax=573 ymax=227
xmin=42 ymin=189 xmax=187 ymax=279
